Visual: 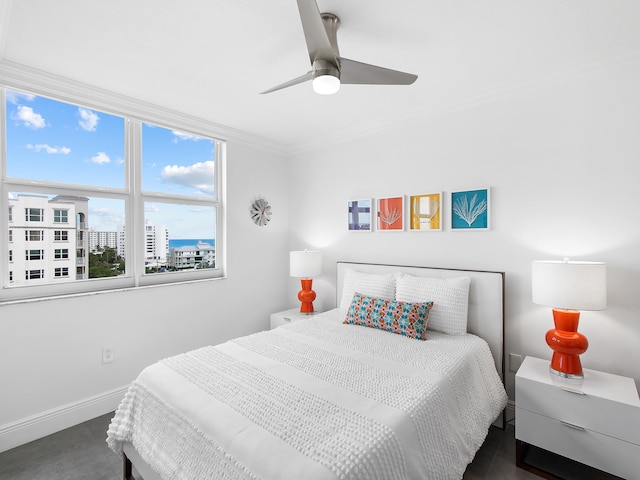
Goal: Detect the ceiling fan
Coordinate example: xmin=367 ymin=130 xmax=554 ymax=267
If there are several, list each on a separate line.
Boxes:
xmin=261 ymin=0 xmax=418 ymax=95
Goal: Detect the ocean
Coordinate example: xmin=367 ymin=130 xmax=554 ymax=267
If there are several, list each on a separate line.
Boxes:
xmin=168 ymin=239 xmax=215 ymax=249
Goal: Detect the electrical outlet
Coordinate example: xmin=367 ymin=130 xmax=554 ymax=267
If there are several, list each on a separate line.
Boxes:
xmin=509 ymin=353 xmax=523 ymax=372
xmin=102 ymin=346 xmax=114 ymax=364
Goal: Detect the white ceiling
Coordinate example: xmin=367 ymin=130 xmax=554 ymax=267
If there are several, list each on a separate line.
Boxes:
xmin=1 ymin=0 xmax=638 ymax=153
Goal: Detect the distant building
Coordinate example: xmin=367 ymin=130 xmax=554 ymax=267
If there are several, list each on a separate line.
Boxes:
xmin=8 ymin=194 xmax=89 ymax=286
xmin=89 ymin=229 xmax=117 ymax=252
xmin=169 ymin=241 xmax=215 ymax=270
xmin=144 ymin=220 xmax=169 ymax=268
xmin=117 ymin=225 xmax=126 ymax=259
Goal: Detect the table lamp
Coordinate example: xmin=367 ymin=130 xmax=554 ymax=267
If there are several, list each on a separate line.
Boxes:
xmin=290 ymin=250 xmax=322 ymax=314
xmin=532 ymin=259 xmax=607 ymax=379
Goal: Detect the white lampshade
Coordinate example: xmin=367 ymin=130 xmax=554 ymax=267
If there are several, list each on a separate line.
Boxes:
xmin=532 ymin=259 xmax=607 ymax=311
xmin=290 ymin=250 xmax=322 ymax=278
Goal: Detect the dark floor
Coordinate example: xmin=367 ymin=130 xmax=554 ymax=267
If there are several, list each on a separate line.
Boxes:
xmin=0 ymin=413 xmax=620 ymax=480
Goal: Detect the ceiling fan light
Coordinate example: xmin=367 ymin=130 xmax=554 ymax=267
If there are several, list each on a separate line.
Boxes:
xmin=312 ymin=74 xmax=340 ymax=95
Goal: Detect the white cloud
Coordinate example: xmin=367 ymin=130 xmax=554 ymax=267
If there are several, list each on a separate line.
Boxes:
xmin=90 ymin=152 xmax=111 ymax=164
xmin=161 ymin=160 xmax=215 ymax=195
xmin=14 ymin=105 xmax=46 ymax=129
xmin=78 ymin=108 xmax=99 ymax=131
xmin=6 ymin=90 xmax=36 ymax=104
xmin=27 ymin=143 xmax=71 ymax=154
xmin=172 ymin=131 xmax=202 ymax=143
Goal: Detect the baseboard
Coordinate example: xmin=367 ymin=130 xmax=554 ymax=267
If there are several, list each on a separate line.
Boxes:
xmin=0 ymin=386 xmax=128 ymax=453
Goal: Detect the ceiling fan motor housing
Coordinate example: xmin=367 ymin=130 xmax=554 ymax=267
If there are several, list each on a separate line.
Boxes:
xmin=313 ymin=59 xmax=340 ymax=80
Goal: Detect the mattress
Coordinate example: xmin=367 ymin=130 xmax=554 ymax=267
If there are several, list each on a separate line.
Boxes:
xmin=107 ymin=309 xmax=507 ymax=480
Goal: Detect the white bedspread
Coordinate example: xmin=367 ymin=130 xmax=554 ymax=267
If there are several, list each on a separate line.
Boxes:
xmin=107 ymin=309 xmax=507 ymax=480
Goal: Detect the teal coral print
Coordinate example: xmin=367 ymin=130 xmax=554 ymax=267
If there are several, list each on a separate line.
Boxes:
xmin=451 ymin=188 xmax=489 ymax=230
xmin=344 ymin=292 xmax=433 ymax=340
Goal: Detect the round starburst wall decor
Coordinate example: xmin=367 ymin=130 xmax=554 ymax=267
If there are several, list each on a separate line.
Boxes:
xmin=250 ymin=198 xmax=272 ymax=226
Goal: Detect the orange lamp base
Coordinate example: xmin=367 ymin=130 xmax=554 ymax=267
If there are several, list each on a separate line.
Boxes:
xmin=297 ymin=278 xmax=316 ymax=314
xmin=545 ymin=308 xmax=589 ymax=377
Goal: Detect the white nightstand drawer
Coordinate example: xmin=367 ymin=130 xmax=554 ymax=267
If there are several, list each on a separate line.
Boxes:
xmin=516 ymin=407 xmax=639 ymax=480
xmin=516 ymin=356 xmax=640 ymax=445
xmin=517 ymin=375 xmax=640 ymax=445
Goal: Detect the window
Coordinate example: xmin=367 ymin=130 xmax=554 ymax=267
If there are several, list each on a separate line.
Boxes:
xmin=26 ymin=269 xmax=44 ymax=280
xmin=26 ymin=230 xmax=44 ymax=241
xmin=25 ymin=249 xmax=44 ymax=261
xmin=26 ymin=208 xmax=43 ymax=222
xmin=54 ymin=230 xmax=68 ymax=241
xmin=53 ymin=209 xmax=68 ymax=223
xmin=141 ymin=123 xmax=217 ymax=274
xmin=54 ymin=248 xmax=69 ymax=260
xmin=2 ymin=86 xmax=224 ymax=301
xmin=54 ymin=267 xmax=69 ymax=278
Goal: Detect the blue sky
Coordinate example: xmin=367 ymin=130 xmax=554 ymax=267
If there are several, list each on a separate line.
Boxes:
xmin=5 ymin=89 xmax=216 ymax=239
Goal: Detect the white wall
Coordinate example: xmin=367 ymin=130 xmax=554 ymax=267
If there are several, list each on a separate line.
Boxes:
xmin=0 ymin=139 xmax=291 ymax=451
xmin=287 ymin=55 xmax=640 ymax=401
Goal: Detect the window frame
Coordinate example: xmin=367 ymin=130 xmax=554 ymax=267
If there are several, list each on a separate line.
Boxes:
xmin=0 ymin=82 xmax=226 ymax=302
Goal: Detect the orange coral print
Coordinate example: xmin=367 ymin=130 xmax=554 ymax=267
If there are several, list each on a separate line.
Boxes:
xmin=377 ymin=197 xmax=403 ymax=230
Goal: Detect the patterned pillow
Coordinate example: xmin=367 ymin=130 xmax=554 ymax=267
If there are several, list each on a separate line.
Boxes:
xmin=338 ymin=269 xmax=397 ymax=314
xmin=396 ymin=274 xmax=471 ymax=335
xmin=344 ymin=292 xmax=433 ymax=340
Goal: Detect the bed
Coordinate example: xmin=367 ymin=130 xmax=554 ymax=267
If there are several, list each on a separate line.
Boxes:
xmin=107 ymin=262 xmax=508 ymax=480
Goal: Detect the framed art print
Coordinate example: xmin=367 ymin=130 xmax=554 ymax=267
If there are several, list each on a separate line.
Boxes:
xmin=376 ymin=196 xmax=404 ymax=231
xmin=451 ymin=188 xmax=490 ymax=230
xmin=347 ymin=199 xmax=372 ymax=231
xmin=408 ymin=193 xmax=442 ymax=231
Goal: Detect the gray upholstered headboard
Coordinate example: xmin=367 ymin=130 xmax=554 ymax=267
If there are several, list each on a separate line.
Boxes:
xmin=336 ymin=261 xmax=505 ymax=385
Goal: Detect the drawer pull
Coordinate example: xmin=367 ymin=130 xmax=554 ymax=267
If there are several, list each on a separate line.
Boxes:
xmin=283 ymin=317 xmax=291 ymax=322
xmin=560 ymin=420 xmax=586 ymax=431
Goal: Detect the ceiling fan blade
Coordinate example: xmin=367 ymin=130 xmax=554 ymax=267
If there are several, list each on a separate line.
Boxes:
xmin=296 ymin=0 xmax=337 ymax=63
xmin=340 ymin=57 xmax=418 ymax=85
xmin=260 ymin=71 xmax=314 ymax=94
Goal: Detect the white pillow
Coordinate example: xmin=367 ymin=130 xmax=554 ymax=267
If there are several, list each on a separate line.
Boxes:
xmin=396 ymin=274 xmax=471 ymax=335
xmin=339 ymin=269 xmax=396 ymax=314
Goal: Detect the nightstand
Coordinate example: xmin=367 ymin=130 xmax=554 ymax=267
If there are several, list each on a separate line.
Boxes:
xmin=270 ymin=308 xmax=316 ymax=329
xmin=515 ymin=356 xmax=640 ymax=479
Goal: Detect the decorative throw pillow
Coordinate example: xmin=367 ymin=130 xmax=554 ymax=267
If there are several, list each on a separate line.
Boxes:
xmin=344 ymin=292 xmax=433 ymax=340
xmin=338 ymin=269 xmax=397 ymax=314
xmin=396 ymin=274 xmax=471 ymax=335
